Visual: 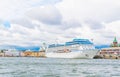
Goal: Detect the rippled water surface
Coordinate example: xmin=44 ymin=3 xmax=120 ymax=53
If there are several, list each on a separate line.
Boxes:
xmin=0 ymin=57 xmax=120 ymax=77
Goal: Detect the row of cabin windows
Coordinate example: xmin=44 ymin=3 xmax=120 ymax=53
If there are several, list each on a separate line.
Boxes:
xmin=100 ymin=51 xmax=120 ymax=54
xmin=71 ymin=45 xmax=94 ymax=50
xmin=101 ymin=49 xmax=120 ymax=52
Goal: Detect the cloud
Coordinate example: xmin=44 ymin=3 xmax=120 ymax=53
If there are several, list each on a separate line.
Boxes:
xmin=61 ymin=19 xmax=82 ymax=29
xmin=40 ymin=0 xmax=62 ymax=5
xmin=1 ymin=0 xmax=120 ymax=47
xmin=11 ymin=18 xmax=35 ymax=29
xmin=0 ymin=19 xmax=3 ymax=24
xmin=0 ymin=24 xmax=43 ymax=46
xmin=26 ymin=5 xmax=62 ymax=25
xmin=0 ymin=0 xmax=61 ymax=20
xmin=54 ymin=0 xmax=120 ymax=44
xmin=56 ymin=0 xmax=120 ymax=28
xmin=0 ymin=0 xmax=64 ymax=47
xmin=85 ymin=20 xmax=104 ymax=30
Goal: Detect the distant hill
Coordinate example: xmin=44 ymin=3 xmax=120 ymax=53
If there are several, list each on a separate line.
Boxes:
xmin=95 ymin=45 xmax=110 ymax=49
xmin=0 ymin=44 xmax=110 ymax=51
xmin=0 ymin=45 xmax=40 ymax=51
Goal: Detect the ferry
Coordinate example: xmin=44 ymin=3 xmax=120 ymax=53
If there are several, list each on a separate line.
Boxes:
xmin=45 ymin=38 xmax=98 ymax=59
xmin=3 ymin=49 xmax=20 ymax=57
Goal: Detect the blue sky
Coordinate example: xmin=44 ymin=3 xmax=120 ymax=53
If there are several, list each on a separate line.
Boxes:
xmin=0 ymin=0 xmax=120 ymax=48
xmin=3 ymin=21 xmax=11 ymax=28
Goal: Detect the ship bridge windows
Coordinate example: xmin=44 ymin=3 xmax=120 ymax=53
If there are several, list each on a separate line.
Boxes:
xmin=82 ymin=45 xmax=93 ymax=50
xmin=71 ymin=45 xmax=77 ymax=48
xmin=89 ymin=45 xmax=95 ymax=49
xmin=66 ymin=39 xmax=93 ymax=45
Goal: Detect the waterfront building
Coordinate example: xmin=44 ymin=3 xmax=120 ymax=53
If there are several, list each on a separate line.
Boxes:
xmin=99 ymin=37 xmax=120 ymax=59
xmin=21 ymin=51 xmax=45 ymax=57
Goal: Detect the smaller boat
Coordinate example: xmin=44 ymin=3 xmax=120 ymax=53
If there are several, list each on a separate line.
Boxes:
xmin=4 ymin=49 xmax=20 ymax=57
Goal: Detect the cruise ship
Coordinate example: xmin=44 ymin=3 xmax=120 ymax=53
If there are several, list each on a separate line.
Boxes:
xmin=45 ymin=38 xmax=98 ymax=59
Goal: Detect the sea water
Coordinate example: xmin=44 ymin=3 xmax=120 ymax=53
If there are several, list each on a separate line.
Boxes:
xmin=0 ymin=57 xmax=120 ymax=77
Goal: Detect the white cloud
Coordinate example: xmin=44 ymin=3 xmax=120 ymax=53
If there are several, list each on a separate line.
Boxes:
xmin=0 ymin=0 xmax=61 ymax=20
xmin=26 ymin=5 xmax=62 ymax=25
xmin=0 ymin=0 xmax=120 ymax=47
xmin=55 ymin=0 xmax=120 ymax=44
xmin=11 ymin=18 xmax=35 ymax=29
xmin=56 ymin=0 xmax=120 ymax=22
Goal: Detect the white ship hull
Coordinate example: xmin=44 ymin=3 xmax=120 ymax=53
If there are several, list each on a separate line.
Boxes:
xmin=46 ymin=49 xmax=98 ymax=59
xmin=45 ymin=38 xmax=98 ymax=59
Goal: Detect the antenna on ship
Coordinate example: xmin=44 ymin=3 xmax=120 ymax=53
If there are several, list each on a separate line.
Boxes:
xmin=41 ymin=42 xmax=48 ymax=52
xmin=90 ymin=38 xmax=94 ymax=43
xmin=55 ymin=38 xmax=59 ymax=45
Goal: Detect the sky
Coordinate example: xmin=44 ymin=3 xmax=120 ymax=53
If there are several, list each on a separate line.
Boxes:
xmin=0 ymin=0 xmax=120 ymax=47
